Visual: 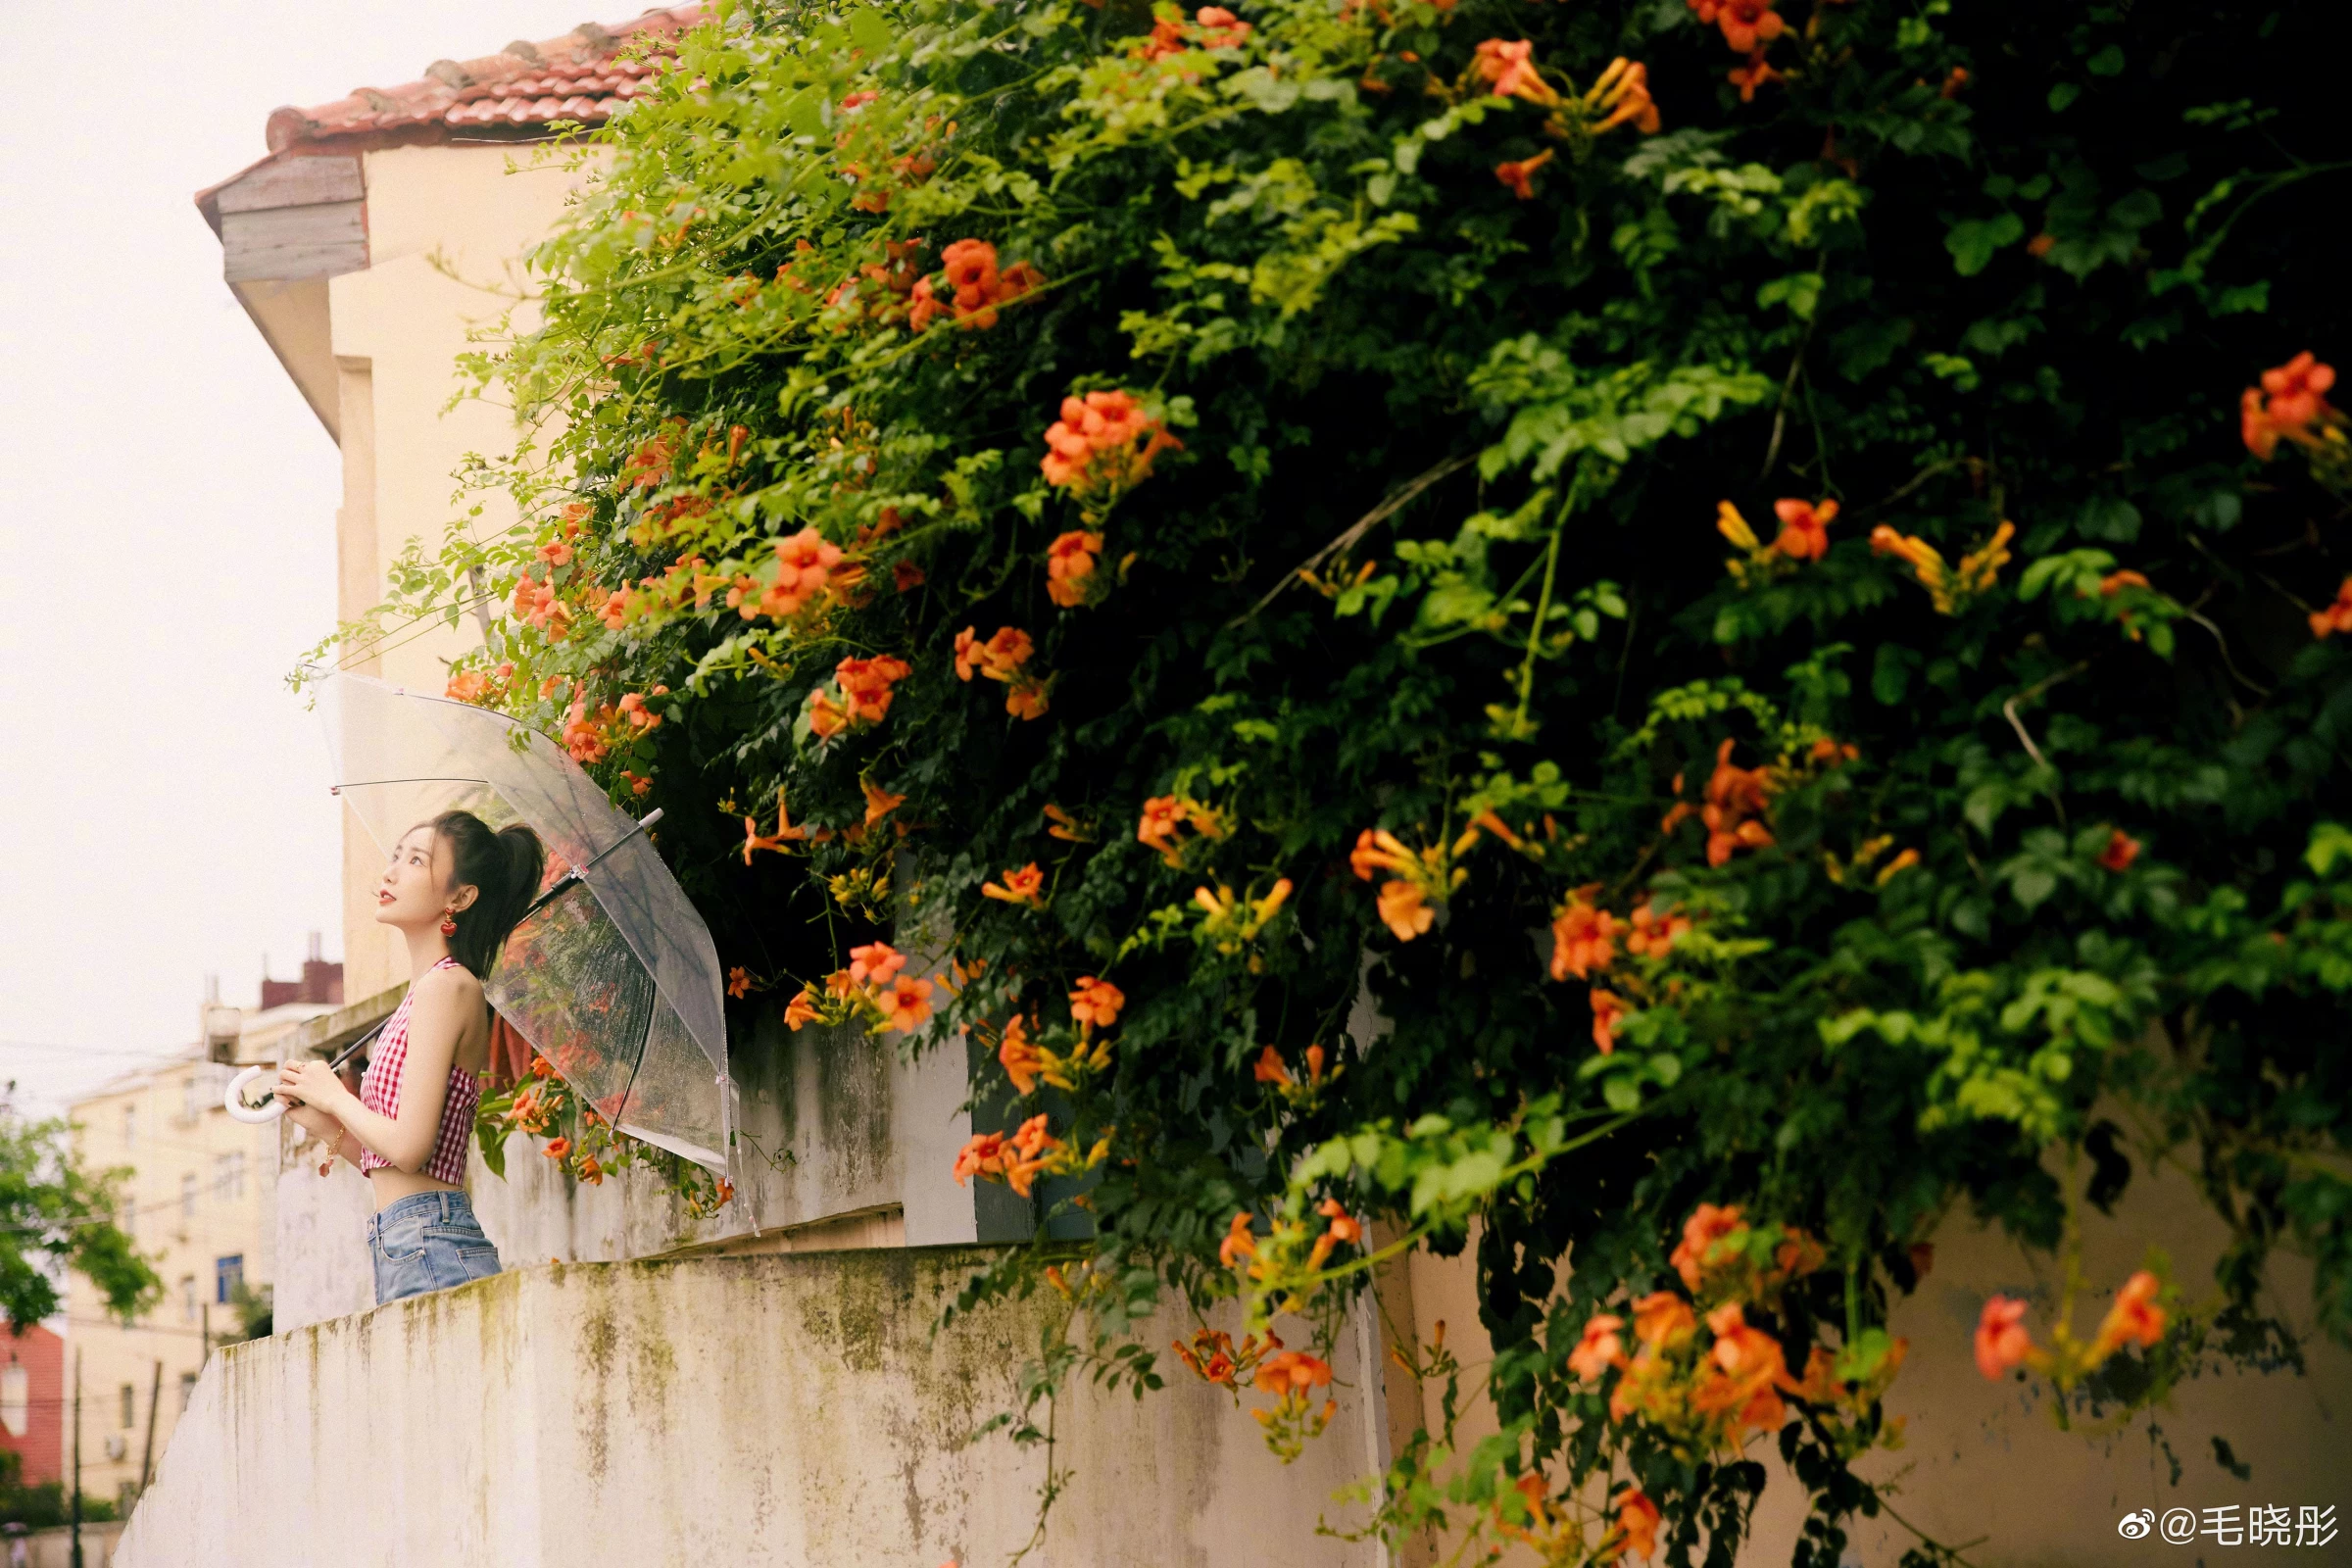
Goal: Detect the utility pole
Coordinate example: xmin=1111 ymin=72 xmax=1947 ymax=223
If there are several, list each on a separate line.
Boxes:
xmin=136 ymin=1357 xmax=164 ymax=1497
xmin=70 ymin=1349 xmax=82 ymax=1568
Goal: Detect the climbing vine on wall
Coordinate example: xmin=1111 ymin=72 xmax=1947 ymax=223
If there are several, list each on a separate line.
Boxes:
xmin=326 ymin=0 xmax=2352 ymax=1559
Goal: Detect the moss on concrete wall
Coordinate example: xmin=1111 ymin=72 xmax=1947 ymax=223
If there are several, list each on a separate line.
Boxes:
xmin=121 ymin=1247 xmax=1385 ymax=1568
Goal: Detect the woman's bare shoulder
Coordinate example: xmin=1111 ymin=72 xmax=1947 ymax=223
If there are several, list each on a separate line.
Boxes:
xmin=414 ymin=962 xmax=485 ymax=1007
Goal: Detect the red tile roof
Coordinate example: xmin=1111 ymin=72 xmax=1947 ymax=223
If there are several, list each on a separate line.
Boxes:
xmin=263 ymin=7 xmax=707 ymax=154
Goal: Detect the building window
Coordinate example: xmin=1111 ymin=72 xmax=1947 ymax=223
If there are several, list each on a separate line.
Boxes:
xmin=123 ymin=1200 xmax=138 ymax=1248
xmin=120 ymin=1383 xmax=134 ymax=1430
xmin=181 ymin=1275 xmax=197 ymax=1322
xmin=1 ymin=1363 xmax=25 ymax=1438
xmin=214 ymin=1151 xmax=246 ymax=1201
xmin=181 ymin=1171 xmax=197 ymax=1220
xmin=122 ymin=1103 xmax=136 ymax=1149
xmin=216 ymin=1254 xmax=245 ymax=1304
xmin=178 ymin=1370 xmax=197 ymax=1413
xmin=181 ymin=1072 xmax=201 ymax=1123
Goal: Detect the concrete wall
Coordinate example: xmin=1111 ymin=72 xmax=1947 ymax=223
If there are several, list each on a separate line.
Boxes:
xmin=274 ymin=1015 xmax=980 ymax=1334
xmin=1375 ymin=1161 xmax=2352 ymax=1568
xmin=115 ymin=1249 xmax=1386 ymax=1568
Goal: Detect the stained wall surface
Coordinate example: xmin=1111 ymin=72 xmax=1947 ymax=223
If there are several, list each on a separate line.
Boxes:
xmin=1378 ymin=1161 xmax=2352 ymax=1567
xmin=115 ymin=1249 xmax=1387 ymax=1568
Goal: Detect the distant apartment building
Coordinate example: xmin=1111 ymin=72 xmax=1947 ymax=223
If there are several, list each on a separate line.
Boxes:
xmin=65 ymin=948 xmax=340 ymax=1507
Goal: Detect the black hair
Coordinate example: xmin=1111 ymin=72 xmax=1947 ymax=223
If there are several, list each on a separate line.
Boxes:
xmin=425 ymin=810 xmax=547 ymax=979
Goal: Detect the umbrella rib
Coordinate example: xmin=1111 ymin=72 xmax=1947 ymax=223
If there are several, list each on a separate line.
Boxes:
xmin=329 ymin=776 xmax=493 ymax=792
xmin=611 ymin=1006 xmax=654 ymax=1135
xmin=516 ymin=808 xmax=665 ymax=922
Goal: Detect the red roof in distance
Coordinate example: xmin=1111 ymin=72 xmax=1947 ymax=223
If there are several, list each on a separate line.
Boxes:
xmin=262 ymin=7 xmax=707 ymax=154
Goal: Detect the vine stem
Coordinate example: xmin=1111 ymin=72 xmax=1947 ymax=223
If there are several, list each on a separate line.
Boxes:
xmin=1509 ymin=479 xmax=1582 ymax=733
xmin=1235 ymin=453 xmax=1477 ymax=625
xmin=1999 ymin=660 xmax=2092 ymax=820
xmin=1876 ymin=1494 xmax=1989 ymax=1567
xmin=1003 ymin=1374 xmax=1064 ymax=1568
xmin=1756 ymin=265 xmax=1824 ymax=481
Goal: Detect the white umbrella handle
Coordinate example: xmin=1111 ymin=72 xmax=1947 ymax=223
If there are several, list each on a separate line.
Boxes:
xmin=224 ymin=1065 xmax=288 ymax=1123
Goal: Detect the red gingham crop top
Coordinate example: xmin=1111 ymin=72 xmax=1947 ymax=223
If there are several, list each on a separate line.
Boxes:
xmin=357 ymin=957 xmax=482 ymax=1184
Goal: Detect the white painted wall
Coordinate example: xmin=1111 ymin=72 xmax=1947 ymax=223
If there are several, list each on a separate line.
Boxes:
xmin=116 ymin=1250 xmax=1385 ymax=1568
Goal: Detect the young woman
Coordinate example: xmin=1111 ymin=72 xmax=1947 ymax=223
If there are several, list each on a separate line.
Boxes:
xmin=276 ymin=809 xmax=544 ymax=1305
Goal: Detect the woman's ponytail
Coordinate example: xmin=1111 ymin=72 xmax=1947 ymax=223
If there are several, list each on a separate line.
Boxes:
xmin=425 ymin=810 xmax=548 ymax=978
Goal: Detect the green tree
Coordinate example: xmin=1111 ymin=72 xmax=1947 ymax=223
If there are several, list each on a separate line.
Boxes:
xmin=0 ymin=1105 xmax=160 ymax=1329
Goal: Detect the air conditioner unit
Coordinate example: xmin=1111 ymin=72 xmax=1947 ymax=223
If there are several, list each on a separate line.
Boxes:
xmin=104 ymin=1434 xmax=126 ymax=1460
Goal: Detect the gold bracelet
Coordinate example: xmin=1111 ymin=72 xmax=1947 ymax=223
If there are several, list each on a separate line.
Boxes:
xmin=316 ymin=1126 xmax=344 ymax=1178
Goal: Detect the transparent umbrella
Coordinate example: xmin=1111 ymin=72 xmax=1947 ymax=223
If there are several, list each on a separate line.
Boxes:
xmin=225 ymin=671 xmax=734 ymax=1177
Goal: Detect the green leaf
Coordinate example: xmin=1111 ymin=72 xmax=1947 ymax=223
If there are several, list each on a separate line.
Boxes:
xmin=1820 ymin=1010 xmax=1878 ymax=1047
xmin=2011 ymin=865 xmax=2060 ymax=911
xmin=1945 ymin=213 xmax=2025 ymax=276
xmin=1834 ymin=317 xmax=1914 ymax=381
xmin=848 ymin=7 xmax=894 ymax=55
xmin=1872 ymin=643 xmax=1917 ymax=705
xmin=1922 ymin=352 xmax=1981 ymax=391
xmin=2189 ymin=489 xmax=2242 ymax=531
xmin=477 ymin=1119 xmax=509 ymax=1180
xmin=2078 ymin=495 xmax=2143 ymax=542
xmin=2307 ymin=823 xmax=2352 ymax=877
xmin=1756 ymin=271 xmax=1824 ymax=320
xmin=782 ymin=87 xmax=824 ymax=139
xmin=2213 ymin=282 xmax=2271 ymax=316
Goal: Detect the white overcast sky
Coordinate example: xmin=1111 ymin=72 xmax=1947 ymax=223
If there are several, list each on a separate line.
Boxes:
xmin=0 ymin=1 xmax=592 ymax=1114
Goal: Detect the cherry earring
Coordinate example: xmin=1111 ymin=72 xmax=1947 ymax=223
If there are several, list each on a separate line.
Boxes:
xmin=440 ymin=907 xmax=459 ymax=936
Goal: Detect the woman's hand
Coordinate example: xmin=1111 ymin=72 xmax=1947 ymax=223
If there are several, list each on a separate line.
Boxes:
xmin=276 ymin=1058 xmax=351 ymax=1114
xmin=281 ymin=1101 xmax=332 ymax=1140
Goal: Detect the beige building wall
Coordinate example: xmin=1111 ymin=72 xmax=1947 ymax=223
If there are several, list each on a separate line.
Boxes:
xmin=251 ymin=143 xmax=1004 ymax=1324
xmin=65 ymin=1017 xmax=314 ymax=1508
xmin=325 ymin=144 xmax=593 ymax=1001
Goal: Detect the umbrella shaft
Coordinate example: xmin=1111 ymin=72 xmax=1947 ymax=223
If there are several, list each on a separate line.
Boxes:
xmin=520 ymin=808 xmax=664 ymax=919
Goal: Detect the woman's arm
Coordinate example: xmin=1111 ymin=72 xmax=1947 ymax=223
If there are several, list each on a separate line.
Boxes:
xmin=278 ymin=1101 xmax=366 ymax=1168
xmin=276 ymin=970 xmax=479 ymax=1174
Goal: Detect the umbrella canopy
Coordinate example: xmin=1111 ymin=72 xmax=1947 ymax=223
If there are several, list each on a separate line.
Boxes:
xmin=318 ymin=671 xmax=732 ymax=1173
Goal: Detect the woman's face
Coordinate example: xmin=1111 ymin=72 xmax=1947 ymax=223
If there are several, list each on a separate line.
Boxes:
xmin=374 ymin=827 xmax=469 ymax=931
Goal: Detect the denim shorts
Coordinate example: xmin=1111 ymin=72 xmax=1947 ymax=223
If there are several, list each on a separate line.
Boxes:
xmin=368 ymin=1190 xmax=504 ymax=1306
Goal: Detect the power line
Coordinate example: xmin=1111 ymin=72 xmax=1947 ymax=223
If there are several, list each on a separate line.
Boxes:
xmin=0 ymin=1175 xmax=269 ymax=1240
xmin=63 ymin=1316 xmax=220 ymax=1341
xmin=0 ymin=1039 xmax=200 ymax=1062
